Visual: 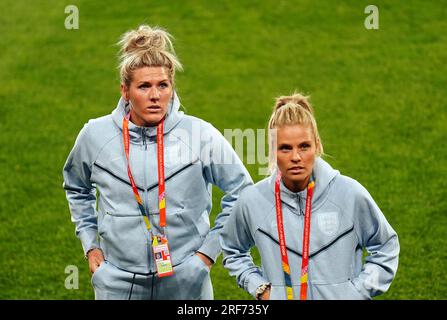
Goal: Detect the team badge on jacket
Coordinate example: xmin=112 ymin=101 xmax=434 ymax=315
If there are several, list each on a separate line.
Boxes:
xmin=317 ymin=211 xmax=340 ymax=236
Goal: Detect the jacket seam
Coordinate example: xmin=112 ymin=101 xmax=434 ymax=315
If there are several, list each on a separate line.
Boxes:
xmin=258 ymin=205 xmax=276 ymax=235
xmin=91 ymin=128 xmax=121 ymax=165
xmin=326 ymin=196 xmax=367 ymax=246
xmin=171 ymin=131 xmax=202 ymax=162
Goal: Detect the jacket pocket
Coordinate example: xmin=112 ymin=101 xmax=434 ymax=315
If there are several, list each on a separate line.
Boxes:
xmin=155 ymin=253 xmax=211 ymax=300
xmin=310 ymin=280 xmax=368 ymax=300
xmin=268 ymin=285 xmax=285 ymax=300
xmin=307 ymin=225 xmax=357 ymax=285
xmin=164 ymin=209 xmax=203 ymax=266
xmin=99 ymin=212 xmax=149 ymax=273
xmin=91 ymin=260 xmax=107 ymax=287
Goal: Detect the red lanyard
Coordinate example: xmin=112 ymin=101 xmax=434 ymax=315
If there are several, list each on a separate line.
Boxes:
xmin=122 ymin=113 xmax=166 ymax=229
xmin=275 ymin=171 xmax=315 ymax=300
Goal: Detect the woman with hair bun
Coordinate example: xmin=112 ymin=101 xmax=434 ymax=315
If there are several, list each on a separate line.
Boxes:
xmin=220 ymin=93 xmax=400 ymax=300
xmin=63 ymin=25 xmax=253 ymax=300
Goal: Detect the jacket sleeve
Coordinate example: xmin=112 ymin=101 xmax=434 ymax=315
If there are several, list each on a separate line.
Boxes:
xmin=220 ymin=191 xmax=269 ymax=298
xmin=198 ymin=124 xmax=253 ymax=262
xmin=62 ymin=123 xmax=99 ymax=256
xmin=351 ymin=183 xmax=400 ymax=299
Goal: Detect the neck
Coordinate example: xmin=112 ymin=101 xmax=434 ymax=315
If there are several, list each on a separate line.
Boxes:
xmin=282 ymin=175 xmax=310 ymax=193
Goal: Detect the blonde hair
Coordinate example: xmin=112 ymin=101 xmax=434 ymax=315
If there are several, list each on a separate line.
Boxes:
xmin=117 ymin=25 xmax=183 ymax=87
xmin=268 ymin=92 xmax=323 ymax=173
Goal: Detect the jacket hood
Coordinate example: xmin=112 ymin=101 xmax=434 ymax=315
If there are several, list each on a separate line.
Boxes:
xmin=269 ymin=157 xmax=340 ymax=215
xmin=111 ymin=91 xmax=184 ymax=141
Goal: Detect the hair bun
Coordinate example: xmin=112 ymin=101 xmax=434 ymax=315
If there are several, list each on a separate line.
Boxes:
xmin=117 ymin=24 xmax=183 ymax=86
xmin=119 ymin=25 xmax=173 ymax=55
xmin=274 ymin=92 xmax=313 ymax=114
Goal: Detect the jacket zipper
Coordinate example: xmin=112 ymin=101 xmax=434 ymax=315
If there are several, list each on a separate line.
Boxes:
xmin=297 ymin=195 xmax=302 ymax=215
xmin=142 ymin=128 xmax=147 ymax=150
xmin=141 ymin=128 xmax=150 ymax=213
xmin=141 ymin=128 xmax=154 ymax=272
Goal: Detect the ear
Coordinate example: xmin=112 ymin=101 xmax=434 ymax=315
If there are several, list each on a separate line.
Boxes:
xmin=120 ymin=83 xmax=129 ymax=101
xmin=316 ymin=137 xmax=322 ymax=156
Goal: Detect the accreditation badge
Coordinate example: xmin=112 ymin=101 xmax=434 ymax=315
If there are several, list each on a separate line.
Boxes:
xmin=152 ymin=235 xmax=174 ymax=277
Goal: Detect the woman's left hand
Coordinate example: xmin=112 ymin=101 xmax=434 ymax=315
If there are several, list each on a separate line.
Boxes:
xmin=195 ymin=252 xmax=214 ymax=270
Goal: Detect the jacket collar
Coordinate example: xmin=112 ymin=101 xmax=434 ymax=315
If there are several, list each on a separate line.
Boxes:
xmin=268 ymin=157 xmax=340 ymax=215
xmin=111 ymin=91 xmax=183 ymax=142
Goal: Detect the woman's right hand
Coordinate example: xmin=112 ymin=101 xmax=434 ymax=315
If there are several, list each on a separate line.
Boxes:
xmin=87 ymin=248 xmax=105 ymax=274
xmin=259 ymin=288 xmax=271 ymax=300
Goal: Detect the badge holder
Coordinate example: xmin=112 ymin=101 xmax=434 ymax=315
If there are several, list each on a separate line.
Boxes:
xmin=152 ymin=234 xmax=174 ymax=277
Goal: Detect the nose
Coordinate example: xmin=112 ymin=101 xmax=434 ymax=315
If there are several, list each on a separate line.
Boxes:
xmin=149 ymin=87 xmax=160 ymax=101
xmin=291 ymin=149 xmax=301 ymax=162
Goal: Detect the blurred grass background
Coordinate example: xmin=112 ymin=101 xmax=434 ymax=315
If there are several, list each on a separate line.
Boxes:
xmin=0 ymin=0 xmax=446 ymax=299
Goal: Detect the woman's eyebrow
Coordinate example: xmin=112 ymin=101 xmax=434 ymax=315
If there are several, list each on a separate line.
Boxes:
xmin=138 ymin=79 xmax=169 ymax=84
xmin=278 ymin=143 xmax=292 ymax=147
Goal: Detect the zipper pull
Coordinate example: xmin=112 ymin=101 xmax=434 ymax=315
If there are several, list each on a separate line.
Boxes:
xmin=142 ymin=128 xmax=147 ymax=150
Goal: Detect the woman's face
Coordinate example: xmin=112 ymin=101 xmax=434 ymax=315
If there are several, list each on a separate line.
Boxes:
xmin=121 ymin=66 xmax=173 ymax=127
xmin=276 ymin=124 xmax=318 ymax=192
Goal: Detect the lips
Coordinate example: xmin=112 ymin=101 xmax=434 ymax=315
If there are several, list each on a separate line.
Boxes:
xmin=147 ymin=105 xmax=161 ymax=111
xmin=289 ymin=166 xmax=304 ymax=172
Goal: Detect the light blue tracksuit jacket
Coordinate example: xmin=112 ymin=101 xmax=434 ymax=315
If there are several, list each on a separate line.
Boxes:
xmin=63 ymin=93 xmax=253 ymax=299
xmin=220 ymin=158 xmax=399 ymax=300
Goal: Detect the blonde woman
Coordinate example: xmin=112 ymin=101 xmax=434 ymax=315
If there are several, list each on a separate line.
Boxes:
xmin=63 ymin=25 xmax=252 ymax=299
xmin=220 ymin=93 xmax=399 ymax=300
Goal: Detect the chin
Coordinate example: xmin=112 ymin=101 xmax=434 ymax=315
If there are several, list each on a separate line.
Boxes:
xmin=287 ymin=175 xmax=306 ymax=183
xmin=286 ymin=172 xmax=309 ymax=183
xmin=144 ymin=114 xmax=164 ymax=125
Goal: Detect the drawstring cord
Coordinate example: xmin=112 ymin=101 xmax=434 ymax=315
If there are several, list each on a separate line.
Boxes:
xmin=127 ymin=272 xmax=157 ymax=300
xmin=128 ymin=273 xmax=136 ymax=300
xmin=150 ymin=274 xmax=155 ymax=300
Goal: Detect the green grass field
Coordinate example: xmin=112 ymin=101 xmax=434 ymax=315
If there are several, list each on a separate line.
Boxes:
xmin=0 ymin=0 xmax=446 ymax=299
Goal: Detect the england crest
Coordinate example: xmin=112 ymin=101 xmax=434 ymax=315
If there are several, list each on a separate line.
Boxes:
xmin=317 ymin=211 xmax=340 ymax=236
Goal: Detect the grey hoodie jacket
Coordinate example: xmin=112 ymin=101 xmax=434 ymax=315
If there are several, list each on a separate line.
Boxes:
xmin=63 ymin=93 xmax=253 ymax=274
xmin=220 ymin=158 xmax=399 ymax=300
